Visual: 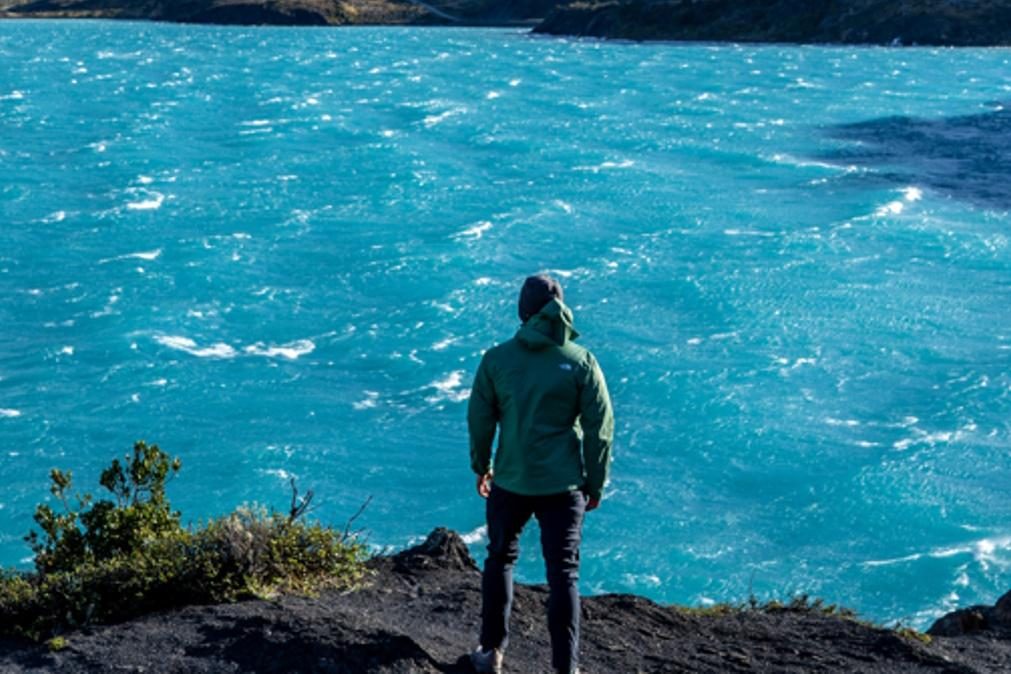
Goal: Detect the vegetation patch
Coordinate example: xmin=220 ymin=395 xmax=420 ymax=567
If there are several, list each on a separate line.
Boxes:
xmin=0 ymin=442 xmax=367 ymax=641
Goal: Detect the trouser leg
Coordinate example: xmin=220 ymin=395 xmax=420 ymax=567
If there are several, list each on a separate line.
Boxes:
xmin=481 ymin=485 xmax=532 ymax=653
xmin=536 ymin=490 xmax=587 ymax=674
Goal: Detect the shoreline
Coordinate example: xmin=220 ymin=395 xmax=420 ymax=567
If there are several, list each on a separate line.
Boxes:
xmin=3 ymin=0 xmax=1011 ymax=47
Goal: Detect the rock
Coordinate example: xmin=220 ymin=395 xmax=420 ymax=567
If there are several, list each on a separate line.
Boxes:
xmin=391 ymin=527 xmax=479 ymax=573
xmin=1 ymin=530 xmax=1009 ymax=672
xmin=928 ymin=609 xmax=989 ymax=637
xmin=995 ymin=589 xmax=1011 ymax=625
xmin=928 ymin=589 xmax=1011 ymax=637
xmin=534 ymin=0 xmax=1011 ymax=46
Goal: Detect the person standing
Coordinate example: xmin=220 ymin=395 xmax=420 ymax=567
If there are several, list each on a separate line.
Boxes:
xmin=467 ymin=274 xmax=614 ymax=674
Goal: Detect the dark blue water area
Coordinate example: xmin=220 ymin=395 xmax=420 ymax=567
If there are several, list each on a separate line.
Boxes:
xmin=1 ymin=21 xmax=1010 ymax=628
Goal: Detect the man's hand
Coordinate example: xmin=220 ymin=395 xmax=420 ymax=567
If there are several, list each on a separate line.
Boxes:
xmin=476 ymin=471 xmax=493 ymax=498
xmin=586 ymin=497 xmax=600 ymax=512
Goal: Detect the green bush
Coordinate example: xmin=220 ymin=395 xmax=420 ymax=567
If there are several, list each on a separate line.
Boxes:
xmin=0 ymin=442 xmax=367 ymax=641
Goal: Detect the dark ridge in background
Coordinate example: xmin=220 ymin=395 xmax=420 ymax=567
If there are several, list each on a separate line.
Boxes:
xmin=4 ymin=0 xmax=1011 ymax=46
xmin=533 ymin=0 xmax=1011 ymax=46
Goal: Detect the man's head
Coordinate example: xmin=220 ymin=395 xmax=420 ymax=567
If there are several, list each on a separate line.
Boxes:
xmin=518 ymin=274 xmax=564 ymax=323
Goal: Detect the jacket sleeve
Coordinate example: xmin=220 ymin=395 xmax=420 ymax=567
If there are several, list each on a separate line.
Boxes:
xmin=580 ymin=352 xmax=614 ymax=501
xmin=467 ymin=353 xmax=498 ymax=475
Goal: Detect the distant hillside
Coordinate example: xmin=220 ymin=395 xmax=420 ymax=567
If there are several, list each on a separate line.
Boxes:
xmin=0 ymin=0 xmax=569 ymax=25
xmin=534 ymin=0 xmax=1011 ymax=46
xmin=5 ymin=0 xmax=1011 ymax=44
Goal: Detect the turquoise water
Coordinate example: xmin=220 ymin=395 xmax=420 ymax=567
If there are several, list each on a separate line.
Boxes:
xmin=2 ymin=21 xmax=1010 ymax=629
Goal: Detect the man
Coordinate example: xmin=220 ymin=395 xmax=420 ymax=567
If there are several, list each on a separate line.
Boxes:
xmin=467 ymin=274 xmax=614 ymax=674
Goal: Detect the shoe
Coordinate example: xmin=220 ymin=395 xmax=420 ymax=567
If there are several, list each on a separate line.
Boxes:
xmin=469 ymin=647 xmax=504 ymax=674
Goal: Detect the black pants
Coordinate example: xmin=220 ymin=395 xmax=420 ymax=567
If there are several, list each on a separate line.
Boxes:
xmin=480 ymin=484 xmax=587 ymax=674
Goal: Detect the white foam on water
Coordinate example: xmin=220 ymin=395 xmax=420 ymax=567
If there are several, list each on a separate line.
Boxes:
xmin=0 ymin=409 xmax=21 ymax=418
xmin=261 ymin=468 xmax=295 ymax=481
xmin=863 ymin=536 xmax=1011 ymax=569
xmin=90 ymin=291 xmax=121 ymax=318
xmin=825 ymin=417 xmax=860 ymax=427
xmin=353 ymin=391 xmax=379 ymax=411
xmin=453 ymin=221 xmax=492 ymax=240
xmin=876 ymin=200 xmax=905 ymax=216
xmin=431 ymin=301 xmax=457 ymax=314
xmin=790 ymin=78 xmax=820 ymax=89
xmin=432 ymin=337 xmax=458 ymax=351
xmin=154 ymin=335 xmax=237 ymax=359
xmin=0 ymin=91 xmax=25 ymax=101
xmin=574 ymin=159 xmax=635 ymax=173
xmin=460 ymin=525 xmax=487 ymax=545
xmin=42 ymin=211 xmax=67 ymax=223
xmin=99 ymin=249 xmax=162 ymax=264
xmin=622 ymin=573 xmax=662 ymax=589
xmin=138 ymin=175 xmax=154 ymax=185
xmin=243 ymin=339 xmax=315 ymax=360
xmin=126 ymin=192 xmax=165 ymax=211
xmin=767 ymin=153 xmax=857 ymax=173
xmin=486 ymin=91 xmax=501 ymax=100
xmin=474 ymin=277 xmax=493 ymax=286
xmin=508 ymin=79 xmax=521 ymax=87
xmin=709 ymin=331 xmax=739 ymax=341
xmin=554 ymin=199 xmax=574 ymax=214
xmin=892 ymin=424 xmax=973 ymax=451
xmin=903 ymin=186 xmax=923 ymax=201
xmin=147 ymin=378 xmax=168 ymax=387
xmin=427 ymin=370 xmax=470 ymax=403
xmin=423 ymin=107 xmax=465 ymax=128
xmin=60 ymin=346 xmax=74 ymax=356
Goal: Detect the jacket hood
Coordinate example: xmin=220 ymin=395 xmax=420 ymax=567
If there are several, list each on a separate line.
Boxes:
xmin=516 ymin=298 xmax=579 ymax=350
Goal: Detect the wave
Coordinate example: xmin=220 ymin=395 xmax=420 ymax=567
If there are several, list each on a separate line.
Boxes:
xmin=460 ymin=525 xmax=487 ymax=545
xmin=0 ymin=409 xmax=21 ymax=418
xmin=422 ymin=107 xmax=466 ymax=128
xmin=99 ymin=249 xmax=162 ymax=264
xmin=426 ymin=370 xmax=470 ymax=404
xmin=573 ymin=159 xmax=635 ymax=173
xmin=125 ymin=192 xmax=165 ymax=211
xmin=452 ymin=221 xmax=492 ymax=240
xmin=154 ymin=335 xmax=237 ymax=359
xmin=863 ymin=535 xmax=1011 ymax=568
xmin=353 ymin=391 xmax=379 ymax=411
xmin=243 ymin=340 xmax=315 ymax=360
xmin=154 ymin=336 xmax=316 ymax=361
xmin=874 ymin=185 xmax=925 ymax=217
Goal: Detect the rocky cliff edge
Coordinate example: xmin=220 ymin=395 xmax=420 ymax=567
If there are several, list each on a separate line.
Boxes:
xmin=1 ymin=528 xmax=1009 ymax=673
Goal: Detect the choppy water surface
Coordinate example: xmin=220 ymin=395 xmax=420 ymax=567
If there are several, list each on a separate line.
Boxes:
xmin=2 ymin=21 xmax=1010 ymax=628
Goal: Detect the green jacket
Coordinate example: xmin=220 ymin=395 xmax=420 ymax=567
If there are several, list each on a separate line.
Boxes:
xmin=468 ymin=299 xmax=614 ymax=500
